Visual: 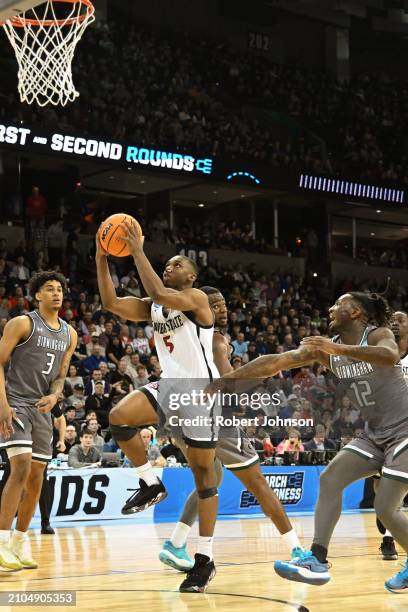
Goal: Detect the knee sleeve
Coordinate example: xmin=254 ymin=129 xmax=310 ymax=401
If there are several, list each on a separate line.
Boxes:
xmin=198 ymin=487 xmax=218 ymax=499
xmin=110 ymin=424 xmax=139 ymax=442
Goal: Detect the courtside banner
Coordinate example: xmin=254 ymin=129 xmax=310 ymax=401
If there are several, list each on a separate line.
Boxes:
xmin=1 ymin=465 xmax=362 ymax=523
xmin=32 ymin=467 xmax=163 ymax=522
xmin=156 ymin=466 xmax=365 ymax=519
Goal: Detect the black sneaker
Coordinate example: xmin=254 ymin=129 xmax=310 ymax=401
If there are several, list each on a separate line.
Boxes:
xmin=41 ymin=521 xmax=55 ymax=535
xmin=179 ymin=553 xmax=216 ymax=593
xmin=380 ymin=537 xmax=398 ymax=560
xmin=121 ymin=478 xmax=167 ymax=515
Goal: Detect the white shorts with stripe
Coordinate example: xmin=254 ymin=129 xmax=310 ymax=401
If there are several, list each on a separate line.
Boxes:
xmin=343 ymin=432 xmax=408 ymax=482
xmin=0 ymin=405 xmax=53 ymax=463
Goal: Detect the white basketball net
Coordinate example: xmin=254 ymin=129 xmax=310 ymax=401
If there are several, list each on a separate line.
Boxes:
xmin=2 ymin=0 xmax=95 ymax=107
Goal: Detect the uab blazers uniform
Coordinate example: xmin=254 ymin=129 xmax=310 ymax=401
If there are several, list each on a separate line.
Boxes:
xmin=331 ymin=326 xmax=408 ymax=482
xmin=140 ymin=303 xmax=221 ymax=448
xmin=0 ymin=310 xmax=70 ymax=463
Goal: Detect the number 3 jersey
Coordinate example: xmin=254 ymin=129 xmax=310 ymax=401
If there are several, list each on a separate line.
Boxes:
xmin=330 ymin=325 xmax=408 ymax=444
xmin=6 ymin=310 xmax=71 ymax=408
xmin=151 ymin=303 xmax=219 ymax=380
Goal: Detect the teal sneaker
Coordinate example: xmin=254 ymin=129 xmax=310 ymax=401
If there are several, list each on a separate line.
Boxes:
xmin=159 ymin=540 xmax=194 ymax=572
xmin=274 ymin=550 xmax=331 ymax=585
xmin=291 ymin=546 xmax=304 ymax=559
xmin=385 ymin=559 xmax=408 ymax=593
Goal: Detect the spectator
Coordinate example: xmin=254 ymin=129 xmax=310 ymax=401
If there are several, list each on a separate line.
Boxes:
xmin=10 ymin=256 xmax=30 ymax=283
xmin=231 ymin=332 xmax=249 ymax=360
xmin=84 ymin=367 xmax=110 ymax=396
xmin=87 ymin=418 xmax=105 ymax=453
xmin=106 ymin=335 xmax=125 ymax=366
xmin=110 ymin=357 xmax=134 ymax=398
xmin=132 ymin=327 xmax=151 ymax=357
xmin=9 ymin=296 xmax=29 ymax=318
xmin=68 ymin=428 xmax=102 ymax=468
xmin=26 ymin=186 xmax=47 ymax=223
xmin=304 ymin=424 xmax=336 ymax=451
xmin=63 ymin=406 xmax=81 ymax=434
xmin=66 ymin=384 xmax=86 ymax=419
xmin=276 ymin=429 xmax=304 ymax=459
xmin=140 ymin=428 xmax=166 ymax=467
xmin=63 ymin=425 xmax=78 ymax=454
xmin=66 ymin=364 xmax=84 ymax=393
xmin=86 ymin=333 xmax=106 ymax=357
xmin=81 ymin=345 xmax=108 ymax=373
xmin=129 ymin=364 xmax=149 ymax=388
xmin=84 ymin=381 xmax=115 ymax=428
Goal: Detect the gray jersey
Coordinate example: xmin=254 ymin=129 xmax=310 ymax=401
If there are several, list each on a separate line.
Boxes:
xmin=6 ymin=310 xmax=71 ymax=407
xmin=330 ymin=325 xmax=408 ymax=444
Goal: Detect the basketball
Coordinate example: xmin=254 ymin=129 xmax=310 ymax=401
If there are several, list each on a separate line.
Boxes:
xmin=98 ymin=213 xmax=143 ymax=257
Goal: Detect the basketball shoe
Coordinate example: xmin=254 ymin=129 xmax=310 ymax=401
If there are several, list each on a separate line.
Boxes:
xmin=159 ymin=540 xmax=194 ymax=571
xmin=274 ymin=550 xmax=331 ymax=585
xmin=381 ymin=537 xmax=398 ymax=561
xmin=121 ymin=478 xmax=167 ymax=514
xmin=179 ymin=553 xmax=216 ymax=592
xmin=0 ymin=542 xmax=22 ymax=571
xmin=385 ymin=559 xmax=408 ymax=593
xmin=10 ymin=533 xmax=38 ymax=569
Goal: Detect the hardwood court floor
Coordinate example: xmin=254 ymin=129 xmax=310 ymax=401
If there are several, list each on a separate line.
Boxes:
xmin=0 ymin=513 xmax=406 ymax=611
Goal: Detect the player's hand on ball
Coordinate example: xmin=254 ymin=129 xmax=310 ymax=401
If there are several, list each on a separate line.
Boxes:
xmin=119 ymin=219 xmax=145 ymax=255
xmin=36 ymin=394 xmax=58 ymax=414
xmin=0 ymin=405 xmax=15 ymax=439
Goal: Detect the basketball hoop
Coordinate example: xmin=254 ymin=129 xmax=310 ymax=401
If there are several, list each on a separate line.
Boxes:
xmin=1 ymin=0 xmax=95 ymax=107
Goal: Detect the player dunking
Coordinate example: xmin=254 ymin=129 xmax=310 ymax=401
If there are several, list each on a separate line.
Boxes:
xmin=0 ymin=272 xmax=76 ymax=571
xmin=212 ymin=292 xmax=408 ymax=592
xmin=159 ymin=286 xmax=304 ymax=571
xmin=96 ymin=225 xmax=220 ymax=593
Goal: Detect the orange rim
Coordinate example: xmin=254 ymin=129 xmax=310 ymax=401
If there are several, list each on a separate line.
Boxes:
xmin=0 ymin=0 xmax=94 ymax=27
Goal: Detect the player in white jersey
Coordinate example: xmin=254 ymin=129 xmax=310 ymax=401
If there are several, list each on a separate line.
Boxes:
xmin=96 ymin=225 xmax=219 ymax=593
xmin=374 ymin=310 xmax=408 ymax=560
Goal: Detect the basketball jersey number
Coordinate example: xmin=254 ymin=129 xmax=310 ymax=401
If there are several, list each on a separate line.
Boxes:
xmin=42 ymin=352 xmax=55 ymax=375
xmin=163 ymin=335 xmax=175 ymax=353
xmin=350 ymin=381 xmax=375 ymax=407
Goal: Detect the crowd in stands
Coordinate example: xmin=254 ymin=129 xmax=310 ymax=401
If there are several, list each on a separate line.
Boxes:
xmin=0 ymin=227 xmax=405 ymax=467
xmin=0 ymin=19 xmax=407 ymax=183
xmin=334 ymin=244 xmax=408 ymax=270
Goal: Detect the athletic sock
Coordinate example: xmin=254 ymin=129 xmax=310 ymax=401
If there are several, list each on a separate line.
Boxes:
xmin=384 ymin=529 xmax=392 ymax=538
xmin=281 ymin=528 xmax=302 ymax=552
xmin=170 ymin=522 xmax=191 ymax=548
xmin=197 ymin=536 xmax=213 ymax=561
xmin=311 ymin=543 xmax=328 ymax=564
xmin=135 ymin=462 xmax=159 ymax=486
xmin=11 ymin=530 xmax=27 ymax=542
xmin=0 ymin=530 xmax=10 ymax=544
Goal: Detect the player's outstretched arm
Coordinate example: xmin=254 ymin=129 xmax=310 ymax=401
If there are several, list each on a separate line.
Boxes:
xmin=301 ymin=327 xmax=399 ymax=367
xmin=0 ymin=316 xmax=32 ymax=437
xmin=222 ymin=346 xmax=328 ymax=380
xmin=118 ymin=220 xmax=210 ymax=314
xmin=95 ymin=234 xmax=152 ymax=322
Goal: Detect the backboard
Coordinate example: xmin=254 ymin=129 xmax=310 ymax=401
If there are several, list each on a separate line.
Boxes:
xmin=0 ymin=0 xmax=45 ymax=21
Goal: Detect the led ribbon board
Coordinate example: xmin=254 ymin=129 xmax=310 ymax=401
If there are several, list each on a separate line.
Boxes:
xmin=299 ymin=173 xmax=405 ymax=204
